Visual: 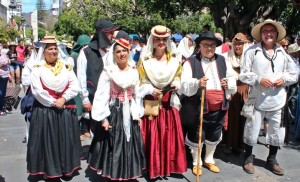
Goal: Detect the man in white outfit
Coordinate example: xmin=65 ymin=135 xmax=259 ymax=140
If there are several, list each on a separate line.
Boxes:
xmin=239 ymin=19 xmax=298 ymax=175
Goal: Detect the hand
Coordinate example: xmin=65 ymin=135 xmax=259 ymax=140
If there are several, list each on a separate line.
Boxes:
xmin=152 ymin=88 xmax=162 ymax=97
xmin=83 ymin=103 xmax=92 ymax=112
xmin=171 ymin=84 xmax=178 ymax=91
xmin=260 ymin=78 xmax=273 ymax=88
xmin=273 ymin=78 xmax=284 ymax=88
xmin=53 ymin=97 xmax=66 ymax=109
xmin=221 ymin=79 xmax=228 ymax=89
xmin=198 ymin=76 xmax=209 ymax=88
xmin=102 ymin=121 xmax=112 ymax=131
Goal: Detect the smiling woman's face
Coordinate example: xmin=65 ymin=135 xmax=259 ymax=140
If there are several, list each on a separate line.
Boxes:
xmin=43 ymin=43 xmax=58 ymax=64
xmin=113 ymin=44 xmax=129 ymax=66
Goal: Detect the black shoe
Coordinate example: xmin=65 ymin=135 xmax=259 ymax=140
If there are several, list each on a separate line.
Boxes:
xmin=265 ymin=163 xmax=284 ymax=175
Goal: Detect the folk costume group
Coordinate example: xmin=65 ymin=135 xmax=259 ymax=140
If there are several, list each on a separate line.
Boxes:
xmin=25 ymin=18 xmax=297 ymax=180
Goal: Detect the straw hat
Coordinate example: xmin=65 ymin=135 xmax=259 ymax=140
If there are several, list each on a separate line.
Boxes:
xmin=287 ymin=43 xmax=300 ymax=54
xmin=151 ymin=25 xmax=171 ymax=38
xmin=115 ymin=38 xmax=131 ymax=50
xmin=9 ymin=42 xmax=17 ymax=46
xmin=251 ymin=19 xmax=286 ymax=42
xmin=40 ymin=36 xmax=59 ymax=43
xmin=233 ymin=33 xmax=250 ymax=43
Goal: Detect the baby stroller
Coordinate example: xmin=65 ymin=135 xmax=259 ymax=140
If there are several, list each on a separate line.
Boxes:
xmin=4 ymin=84 xmax=21 ymax=111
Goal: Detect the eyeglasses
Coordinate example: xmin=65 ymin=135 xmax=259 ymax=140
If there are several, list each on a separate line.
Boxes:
xmin=261 ymin=29 xmax=277 ymax=34
xmin=154 ymin=37 xmax=168 ymax=42
xmin=201 ymin=43 xmax=216 ymax=48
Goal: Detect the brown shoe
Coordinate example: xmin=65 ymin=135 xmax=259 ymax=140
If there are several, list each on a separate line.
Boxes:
xmin=243 ymin=162 xmax=254 ymax=174
xmin=266 ymin=163 xmax=284 ymax=175
xmin=203 ymin=162 xmax=220 ymax=173
xmin=192 ymin=165 xmax=202 ymax=176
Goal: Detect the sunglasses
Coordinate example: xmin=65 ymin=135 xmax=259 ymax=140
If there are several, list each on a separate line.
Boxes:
xmin=261 ymin=29 xmax=277 ymax=34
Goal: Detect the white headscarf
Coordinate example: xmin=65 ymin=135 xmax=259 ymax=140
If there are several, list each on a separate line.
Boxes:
xmin=227 ymin=40 xmax=250 ymax=68
xmin=104 ymin=42 xmax=135 ymax=68
xmin=141 ymin=34 xmax=175 ymax=59
xmin=177 ymin=37 xmax=194 ymax=59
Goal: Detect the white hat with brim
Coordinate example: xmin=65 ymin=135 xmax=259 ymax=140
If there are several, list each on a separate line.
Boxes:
xmin=40 ymin=36 xmax=59 ymax=44
xmin=151 ymin=25 xmax=171 ymax=38
xmin=288 ymin=43 xmax=300 ymax=54
xmin=251 ymin=19 xmax=286 ymax=42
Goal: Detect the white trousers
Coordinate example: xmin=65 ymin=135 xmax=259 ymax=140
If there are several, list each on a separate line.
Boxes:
xmin=243 ymin=108 xmax=285 ymax=147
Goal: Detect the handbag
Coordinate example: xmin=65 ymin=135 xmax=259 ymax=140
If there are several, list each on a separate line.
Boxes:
xmin=241 ymin=87 xmax=259 ymax=118
xmin=144 ymin=99 xmax=160 ymax=117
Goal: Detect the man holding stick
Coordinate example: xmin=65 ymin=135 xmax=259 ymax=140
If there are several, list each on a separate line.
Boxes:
xmin=180 ymin=31 xmax=237 ymax=176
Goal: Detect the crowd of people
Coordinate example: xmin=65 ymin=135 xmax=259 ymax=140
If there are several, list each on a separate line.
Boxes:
xmin=0 ymin=17 xmax=300 ymax=181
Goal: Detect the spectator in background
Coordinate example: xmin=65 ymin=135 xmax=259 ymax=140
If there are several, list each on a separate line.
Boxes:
xmin=177 ymin=35 xmax=194 ymax=64
xmin=16 ymin=40 xmax=26 ymax=82
xmin=131 ymin=36 xmax=141 ymax=64
xmin=139 ymin=37 xmax=147 ymax=56
xmin=0 ymin=48 xmax=11 ymax=116
xmin=7 ymin=42 xmax=19 ymax=86
xmin=278 ymin=38 xmax=290 ymax=53
xmin=215 ymin=33 xmax=230 ymax=56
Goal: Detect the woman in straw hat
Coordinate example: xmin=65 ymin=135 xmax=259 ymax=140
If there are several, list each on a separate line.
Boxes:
xmin=27 ymin=36 xmax=81 ymax=179
xmin=137 ymin=25 xmax=187 ymax=178
xmin=224 ymin=33 xmax=250 ymax=154
xmin=88 ymin=38 xmax=146 ymax=180
xmin=239 ymin=19 xmax=298 ymax=175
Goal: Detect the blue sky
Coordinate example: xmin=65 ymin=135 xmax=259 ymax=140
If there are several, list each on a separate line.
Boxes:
xmin=22 ymin=0 xmax=52 ymax=13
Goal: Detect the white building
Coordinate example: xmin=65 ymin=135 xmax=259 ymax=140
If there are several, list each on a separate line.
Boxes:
xmin=0 ymin=0 xmax=22 ymax=23
xmin=52 ymin=0 xmax=70 ymax=16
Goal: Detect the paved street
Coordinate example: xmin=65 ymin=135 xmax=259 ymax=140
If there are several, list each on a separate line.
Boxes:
xmin=0 ymin=90 xmax=300 ymax=182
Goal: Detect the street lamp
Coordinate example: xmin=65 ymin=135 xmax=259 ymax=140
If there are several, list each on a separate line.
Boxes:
xmin=8 ymin=1 xmax=17 ymax=27
xmin=21 ymin=16 xmax=26 ymax=39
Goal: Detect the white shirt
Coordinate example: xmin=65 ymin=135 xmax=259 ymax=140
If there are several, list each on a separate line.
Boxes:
xmin=181 ymin=56 xmax=237 ymax=99
xmin=239 ymin=43 xmax=298 ymax=111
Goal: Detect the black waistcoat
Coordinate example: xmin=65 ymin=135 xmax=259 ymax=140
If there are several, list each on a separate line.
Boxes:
xmin=83 ymin=46 xmax=104 ymax=101
xmin=182 ymin=53 xmax=229 ymax=114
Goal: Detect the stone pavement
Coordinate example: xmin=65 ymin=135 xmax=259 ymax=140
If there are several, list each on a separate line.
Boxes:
xmin=0 ymin=90 xmax=300 ymax=182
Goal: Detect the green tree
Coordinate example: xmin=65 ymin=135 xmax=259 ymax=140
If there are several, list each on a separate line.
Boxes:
xmin=0 ymin=18 xmax=21 ymax=42
xmin=36 ymin=0 xmax=47 ymax=21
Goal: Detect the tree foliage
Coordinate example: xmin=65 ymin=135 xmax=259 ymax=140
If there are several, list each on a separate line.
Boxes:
xmin=0 ymin=18 xmax=21 ymax=42
xmin=36 ymin=0 xmax=47 ymax=21
xmin=54 ymin=0 xmax=300 ymax=41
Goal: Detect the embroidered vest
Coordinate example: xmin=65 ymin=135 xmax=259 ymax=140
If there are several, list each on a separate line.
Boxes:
xmin=110 ymin=81 xmax=134 ymax=102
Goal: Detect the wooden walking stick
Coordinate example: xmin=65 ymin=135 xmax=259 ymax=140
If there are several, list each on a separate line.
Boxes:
xmin=196 ymin=86 xmax=205 ymax=182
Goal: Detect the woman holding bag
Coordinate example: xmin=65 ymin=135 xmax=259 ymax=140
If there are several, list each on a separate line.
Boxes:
xmin=137 ymin=25 xmax=186 ymax=179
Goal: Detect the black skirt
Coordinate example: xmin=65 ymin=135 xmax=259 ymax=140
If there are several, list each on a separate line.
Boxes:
xmin=27 ymin=100 xmax=81 ymax=178
xmin=87 ymin=99 xmax=146 ymax=180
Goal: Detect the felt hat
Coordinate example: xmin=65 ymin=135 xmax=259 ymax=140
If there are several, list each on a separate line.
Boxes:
xmin=95 ymin=18 xmax=118 ymax=33
xmin=151 ymin=25 xmax=171 ymax=38
xmin=198 ymin=31 xmax=222 ymax=47
xmin=115 ymin=38 xmax=131 ymax=50
xmin=40 ymin=36 xmax=59 ymax=44
xmin=251 ymin=19 xmax=286 ymax=42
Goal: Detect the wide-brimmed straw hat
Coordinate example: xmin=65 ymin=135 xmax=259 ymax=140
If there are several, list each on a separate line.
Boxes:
xmin=251 ymin=19 xmax=286 ymax=42
xmin=288 ymin=43 xmax=300 ymax=54
xmin=198 ymin=31 xmax=222 ymax=47
xmin=233 ymin=33 xmax=250 ymax=43
xmin=115 ymin=38 xmax=131 ymax=50
xmin=40 ymin=36 xmax=59 ymax=43
xmin=151 ymin=25 xmax=171 ymax=38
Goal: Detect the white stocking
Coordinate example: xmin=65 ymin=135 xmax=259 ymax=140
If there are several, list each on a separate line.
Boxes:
xmin=204 ymin=144 xmax=217 ymax=164
xmin=190 ymin=146 xmax=202 ymax=166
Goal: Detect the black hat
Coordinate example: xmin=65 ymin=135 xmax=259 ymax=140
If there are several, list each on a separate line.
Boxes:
xmin=115 ymin=30 xmax=130 ymax=40
xmin=139 ymin=37 xmax=147 ymax=44
xmin=198 ymin=31 xmax=222 ymax=47
xmin=95 ymin=18 xmax=118 ymax=32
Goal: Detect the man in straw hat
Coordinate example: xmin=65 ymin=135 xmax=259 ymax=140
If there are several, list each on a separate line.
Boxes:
xmin=180 ymin=31 xmax=237 ymax=176
xmin=77 ymin=18 xmax=117 ymax=138
xmin=239 ymin=19 xmax=298 ymax=175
